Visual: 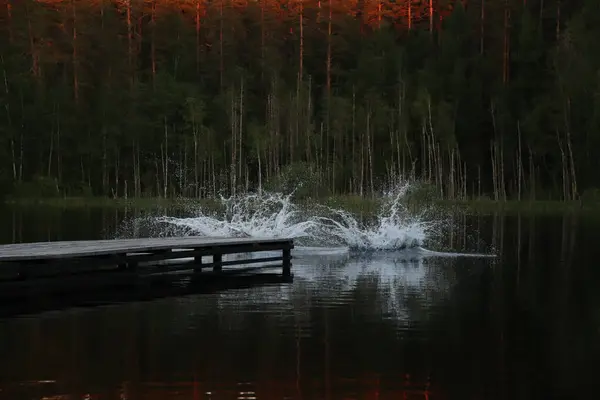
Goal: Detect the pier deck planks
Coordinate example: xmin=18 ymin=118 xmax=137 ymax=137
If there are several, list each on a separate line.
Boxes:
xmin=0 ymin=237 xmax=294 ymax=262
xmin=0 ymin=236 xmax=294 ymax=304
xmin=0 ymin=237 xmax=293 ymax=293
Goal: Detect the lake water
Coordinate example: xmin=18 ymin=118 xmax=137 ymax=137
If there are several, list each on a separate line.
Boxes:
xmin=0 ymin=205 xmax=598 ymax=399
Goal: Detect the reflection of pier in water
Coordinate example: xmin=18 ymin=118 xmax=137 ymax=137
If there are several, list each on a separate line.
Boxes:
xmin=0 ymin=272 xmax=293 ymax=319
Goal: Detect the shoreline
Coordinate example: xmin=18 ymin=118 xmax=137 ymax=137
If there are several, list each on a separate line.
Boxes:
xmin=2 ymin=196 xmax=598 ymax=215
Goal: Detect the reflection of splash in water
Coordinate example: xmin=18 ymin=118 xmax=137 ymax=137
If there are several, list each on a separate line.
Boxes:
xmin=206 ymin=252 xmax=456 ymax=327
xmin=127 ymin=182 xmax=442 ymax=252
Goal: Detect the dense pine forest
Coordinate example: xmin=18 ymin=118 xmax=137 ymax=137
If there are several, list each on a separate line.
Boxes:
xmin=0 ymin=0 xmax=599 ymax=201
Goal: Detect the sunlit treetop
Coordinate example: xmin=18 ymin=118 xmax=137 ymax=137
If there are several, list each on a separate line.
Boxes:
xmin=26 ymin=0 xmax=467 ymax=30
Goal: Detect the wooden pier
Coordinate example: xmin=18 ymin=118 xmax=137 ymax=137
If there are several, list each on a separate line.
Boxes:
xmin=0 ymin=237 xmax=294 ymax=298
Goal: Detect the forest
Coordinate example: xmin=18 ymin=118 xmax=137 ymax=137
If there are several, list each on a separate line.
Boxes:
xmin=0 ymin=0 xmax=599 ymax=201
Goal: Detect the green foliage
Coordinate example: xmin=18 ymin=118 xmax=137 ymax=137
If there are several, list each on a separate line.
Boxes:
xmin=581 ymin=188 xmax=600 ymax=204
xmin=0 ymin=171 xmax=11 ymax=200
xmin=11 ymin=177 xmax=61 ymax=199
xmin=0 ymin=1 xmax=599 ymax=202
xmin=404 ymin=183 xmax=442 ymax=204
xmin=264 ymin=163 xmax=330 ymax=200
xmin=67 ymin=183 xmax=94 ymax=198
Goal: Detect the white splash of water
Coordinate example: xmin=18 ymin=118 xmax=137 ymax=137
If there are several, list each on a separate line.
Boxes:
xmin=155 ymin=191 xmax=323 ymax=241
xmin=314 ymin=183 xmax=437 ymax=251
xmin=150 ymin=182 xmax=440 ymax=252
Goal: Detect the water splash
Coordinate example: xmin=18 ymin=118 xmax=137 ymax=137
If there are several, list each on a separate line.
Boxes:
xmin=154 ymin=191 xmax=323 ymax=241
xmin=314 ymin=183 xmax=437 ymax=251
xmin=147 ymin=182 xmax=442 ymax=252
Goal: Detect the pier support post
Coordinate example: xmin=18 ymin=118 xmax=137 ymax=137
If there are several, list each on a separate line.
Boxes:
xmin=194 ymin=254 xmax=203 ymax=273
xmin=213 ymin=253 xmax=222 ymax=273
xmin=118 ymin=261 xmax=137 ymax=271
xmin=282 ymin=248 xmax=292 ymax=277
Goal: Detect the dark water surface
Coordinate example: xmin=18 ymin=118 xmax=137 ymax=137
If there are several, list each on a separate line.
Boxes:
xmin=0 ymin=205 xmax=599 ymax=399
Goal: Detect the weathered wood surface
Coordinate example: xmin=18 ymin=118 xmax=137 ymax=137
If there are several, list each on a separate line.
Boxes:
xmin=0 ymin=237 xmax=293 ymax=262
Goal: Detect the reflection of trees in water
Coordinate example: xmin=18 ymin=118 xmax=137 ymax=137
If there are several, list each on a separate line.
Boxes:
xmin=439 ymin=212 xmax=600 ymax=398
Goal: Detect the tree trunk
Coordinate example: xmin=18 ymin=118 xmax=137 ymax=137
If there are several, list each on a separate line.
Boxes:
xmin=71 ymin=0 xmax=79 ymax=103
xmin=196 ymin=0 xmax=201 ymax=76
xmin=299 ymin=0 xmax=304 ymax=79
xmin=25 ymin=2 xmax=39 ymax=78
xmin=1 ymin=56 xmax=16 ymax=181
xmin=257 ymin=143 xmax=262 ymax=196
xmin=162 ymin=118 xmax=168 ymax=199
xmin=151 ymin=0 xmax=156 ymax=85
xmin=408 ymin=0 xmax=412 ymax=31
xmin=480 ymin=0 xmax=485 ymax=54
xmin=429 ymin=0 xmax=434 ymax=36
xmin=6 ymin=1 xmax=13 ymax=42
xmin=239 ymin=79 xmax=243 ymax=187
xmin=326 ymin=0 xmax=332 ymax=94
xmin=126 ymin=0 xmax=133 ymax=86
xmin=503 ymin=0 xmax=510 ymax=84
xmin=219 ymin=0 xmax=224 ymax=88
